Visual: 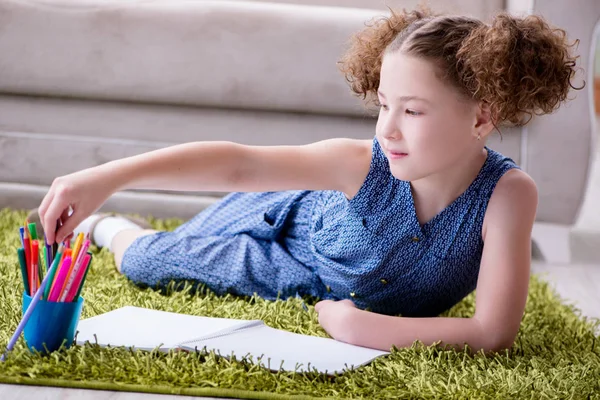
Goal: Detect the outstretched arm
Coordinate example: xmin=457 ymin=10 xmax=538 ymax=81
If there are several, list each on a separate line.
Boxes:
xmin=111 ymin=139 xmax=372 ymax=194
xmin=39 ymin=138 xmax=372 ymax=244
xmin=316 ymin=169 xmax=538 ymax=354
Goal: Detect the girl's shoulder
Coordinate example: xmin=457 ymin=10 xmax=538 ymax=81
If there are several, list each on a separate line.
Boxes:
xmin=476 ymin=147 xmax=522 ymax=195
xmin=481 ymin=149 xmax=537 ymax=233
xmin=486 ymin=157 xmax=536 ymax=207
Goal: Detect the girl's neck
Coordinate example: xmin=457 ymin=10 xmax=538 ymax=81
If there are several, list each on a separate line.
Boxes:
xmin=410 ymin=147 xmax=488 ymax=226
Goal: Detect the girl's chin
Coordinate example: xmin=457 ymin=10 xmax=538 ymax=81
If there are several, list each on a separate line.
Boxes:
xmin=389 ymin=164 xmax=431 ymax=182
xmin=389 ymin=168 xmax=415 ymax=182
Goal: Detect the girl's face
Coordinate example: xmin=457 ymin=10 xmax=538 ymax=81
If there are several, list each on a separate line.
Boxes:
xmin=375 ymin=52 xmax=481 ymax=182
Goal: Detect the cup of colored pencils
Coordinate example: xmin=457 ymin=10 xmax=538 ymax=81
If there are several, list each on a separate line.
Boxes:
xmin=16 ymin=221 xmax=92 ymax=354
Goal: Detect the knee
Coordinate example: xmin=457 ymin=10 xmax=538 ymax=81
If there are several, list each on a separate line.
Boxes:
xmin=112 ymin=229 xmax=158 ymax=258
xmin=119 ymin=232 xmax=169 ymax=287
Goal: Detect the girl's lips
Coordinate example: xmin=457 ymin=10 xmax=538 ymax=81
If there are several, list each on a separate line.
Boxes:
xmin=389 ymin=151 xmax=408 ymax=160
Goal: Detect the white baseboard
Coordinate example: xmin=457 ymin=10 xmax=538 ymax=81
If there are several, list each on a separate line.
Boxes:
xmin=570 ymin=228 xmax=600 ymax=264
xmin=0 ymin=182 xmax=221 ymax=220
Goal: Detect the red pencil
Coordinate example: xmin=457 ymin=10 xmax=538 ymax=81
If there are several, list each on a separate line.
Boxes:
xmin=31 ymin=240 xmax=39 ymax=295
xmin=23 ymin=228 xmax=32 ymax=294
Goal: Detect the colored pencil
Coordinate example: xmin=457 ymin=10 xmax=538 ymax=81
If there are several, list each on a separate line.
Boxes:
xmin=48 ymin=256 xmax=72 ymax=302
xmin=63 ymin=233 xmax=84 ymax=288
xmin=65 ymin=253 xmax=91 ymax=302
xmin=1 ymin=255 xmax=60 ymax=362
xmin=23 ymin=230 xmax=32 ymax=294
xmin=18 ymin=227 xmax=25 ymax=249
xmin=17 ymin=248 xmax=29 ymax=296
xmin=27 ymin=222 xmax=37 ymax=241
xmin=71 ymin=233 xmax=84 ymax=266
xmin=36 ymin=239 xmax=43 ymax=286
xmin=59 ymin=239 xmax=90 ymax=302
xmin=44 ymin=233 xmax=53 ymax=272
xmin=41 ymin=242 xmax=47 ymax=278
xmin=31 ymin=240 xmax=39 ymax=295
xmin=52 ymin=218 xmax=61 ymax=255
xmin=73 ymin=252 xmax=93 ymax=300
xmin=43 ymin=245 xmax=64 ymax=301
xmin=54 ymin=248 xmax=72 ymax=287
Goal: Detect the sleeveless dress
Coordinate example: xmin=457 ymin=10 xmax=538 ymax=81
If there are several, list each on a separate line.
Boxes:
xmin=121 ymin=136 xmax=518 ymax=317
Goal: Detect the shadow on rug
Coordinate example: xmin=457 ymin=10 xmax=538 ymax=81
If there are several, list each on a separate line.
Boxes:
xmin=0 ymin=208 xmax=599 ymax=399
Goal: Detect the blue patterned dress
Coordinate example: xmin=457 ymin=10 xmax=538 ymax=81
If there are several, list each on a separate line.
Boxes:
xmin=121 ymin=136 xmax=518 ymax=317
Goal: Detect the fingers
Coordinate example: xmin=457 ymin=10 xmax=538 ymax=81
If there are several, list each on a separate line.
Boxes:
xmin=60 ymin=207 xmax=71 ymax=223
xmin=42 ymin=192 xmax=71 ymax=245
xmin=314 ymin=300 xmax=333 ymax=313
xmin=339 ymin=299 xmax=356 ymax=307
xmin=38 ymin=190 xmax=54 ymax=226
xmin=55 ymin=209 xmax=82 ymax=244
xmin=55 ymin=208 xmax=74 ymax=244
xmin=315 ymin=299 xmax=356 ymax=313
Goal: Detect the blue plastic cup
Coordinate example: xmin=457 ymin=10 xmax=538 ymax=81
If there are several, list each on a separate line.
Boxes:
xmin=22 ymin=293 xmax=84 ymax=354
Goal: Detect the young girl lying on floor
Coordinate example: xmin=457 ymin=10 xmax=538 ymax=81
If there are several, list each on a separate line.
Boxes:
xmin=33 ymin=7 xmax=582 ymax=354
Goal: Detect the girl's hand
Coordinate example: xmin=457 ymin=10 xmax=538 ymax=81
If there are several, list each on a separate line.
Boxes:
xmin=314 ymin=299 xmax=358 ymax=344
xmin=38 ymin=165 xmax=116 ymax=244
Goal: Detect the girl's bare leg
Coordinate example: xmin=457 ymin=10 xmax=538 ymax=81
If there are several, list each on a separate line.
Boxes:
xmin=111 ymin=229 xmax=159 ymax=272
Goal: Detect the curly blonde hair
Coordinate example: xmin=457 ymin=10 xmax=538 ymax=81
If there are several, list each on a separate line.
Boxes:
xmin=338 ymin=7 xmax=583 ymax=126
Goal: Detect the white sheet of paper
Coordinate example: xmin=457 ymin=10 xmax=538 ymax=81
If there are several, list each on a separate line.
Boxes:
xmin=75 ymin=306 xmax=258 ymax=352
xmin=180 ymin=324 xmax=390 ymax=374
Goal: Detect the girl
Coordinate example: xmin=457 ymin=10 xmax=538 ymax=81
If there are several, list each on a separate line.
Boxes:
xmin=34 ymin=8 xmax=581 ymax=354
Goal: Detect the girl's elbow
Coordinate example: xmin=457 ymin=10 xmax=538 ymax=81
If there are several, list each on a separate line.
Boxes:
xmin=484 ymin=331 xmax=517 ymax=354
xmin=474 ymin=318 xmax=518 ymax=354
xmin=486 ymin=338 xmax=515 ymax=354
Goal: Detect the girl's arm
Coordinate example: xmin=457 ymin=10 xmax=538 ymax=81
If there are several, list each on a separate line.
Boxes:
xmin=316 ymin=168 xmax=538 ymax=354
xmin=110 ymin=139 xmax=372 ymax=195
xmin=40 ymin=139 xmax=372 ymax=244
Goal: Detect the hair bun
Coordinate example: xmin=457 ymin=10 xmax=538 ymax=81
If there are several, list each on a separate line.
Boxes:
xmin=457 ymin=13 xmax=583 ymax=126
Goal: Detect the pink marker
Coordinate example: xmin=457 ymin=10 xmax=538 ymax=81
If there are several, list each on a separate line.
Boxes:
xmin=65 ymin=254 xmax=91 ymax=302
xmin=59 ymin=240 xmax=90 ymax=302
xmin=48 ymin=256 xmax=72 ymax=302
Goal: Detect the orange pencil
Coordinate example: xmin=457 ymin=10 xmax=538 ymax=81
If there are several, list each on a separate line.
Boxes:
xmin=62 ymin=233 xmax=83 ymax=286
xmin=60 ymin=238 xmax=89 ymax=300
xmin=60 ymin=247 xmax=71 ymax=266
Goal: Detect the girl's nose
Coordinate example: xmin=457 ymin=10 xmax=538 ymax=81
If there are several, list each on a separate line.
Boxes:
xmin=380 ymin=114 xmax=402 ymax=140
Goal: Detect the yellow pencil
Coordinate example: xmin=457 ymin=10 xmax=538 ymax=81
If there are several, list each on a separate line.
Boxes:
xmin=60 ymin=233 xmax=84 ymax=296
xmin=71 ymin=232 xmax=84 ymax=269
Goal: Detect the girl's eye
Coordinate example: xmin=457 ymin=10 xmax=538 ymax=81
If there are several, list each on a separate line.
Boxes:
xmin=405 ymin=109 xmax=421 ymax=116
xmin=380 ymin=104 xmax=389 ymax=111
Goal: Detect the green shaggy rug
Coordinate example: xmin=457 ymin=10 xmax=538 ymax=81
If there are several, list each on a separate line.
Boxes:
xmin=0 ymin=208 xmax=599 ymax=399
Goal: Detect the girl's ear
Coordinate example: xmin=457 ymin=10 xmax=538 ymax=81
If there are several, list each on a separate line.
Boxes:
xmin=474 ymin=101 xmax=494 ymax=139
